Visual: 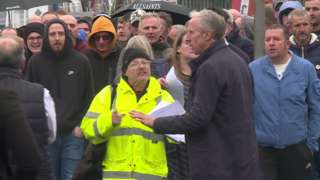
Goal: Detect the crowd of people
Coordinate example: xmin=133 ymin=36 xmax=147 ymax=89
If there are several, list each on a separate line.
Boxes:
xmin=1 ymin=0 xmax=320 ymax=180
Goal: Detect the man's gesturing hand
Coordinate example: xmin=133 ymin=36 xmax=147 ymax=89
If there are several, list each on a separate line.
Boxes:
xmin=130 ymin=110 xmax=155 ymax=127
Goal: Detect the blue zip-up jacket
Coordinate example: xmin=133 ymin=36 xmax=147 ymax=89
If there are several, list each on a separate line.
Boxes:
xmin=249 ymin=54 xmax=320 ymax=151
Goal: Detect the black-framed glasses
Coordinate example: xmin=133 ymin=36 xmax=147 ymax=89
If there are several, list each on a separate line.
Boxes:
xmin=128 ymin=60 xmax=151 ymax=68
xmin=27 ymin=36 xmax=42 ymax=42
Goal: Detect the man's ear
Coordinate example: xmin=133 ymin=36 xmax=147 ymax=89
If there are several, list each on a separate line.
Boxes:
xmin=204 ymin=31 xmax=214 ymax=41
xmin=286 ymin=39 xmax=291 ymax=48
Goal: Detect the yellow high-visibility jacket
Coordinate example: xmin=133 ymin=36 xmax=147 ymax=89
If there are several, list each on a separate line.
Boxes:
xmin=81 ymin=77 xmax=174 ymax=180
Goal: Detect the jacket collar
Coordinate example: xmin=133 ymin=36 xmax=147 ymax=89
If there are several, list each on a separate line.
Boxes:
xmin=152 ymin=41 xmax=170 ymax=51
xmin=86 ymin=46 xmax=119 ymax=60
xmin=190 ymin=39 xmax=227 ymax=76
xmin=226 ymin=27 xmax=240 ymax=42
xmin=263 ymin=52 xmax=301 ymax=78
xmin=118 ymin=76 xmax=163 ymax=104
xmin=0 ymin=67 xmax=21 ymax=79
xmin=289 ymin=33 xmax=318 ymax=46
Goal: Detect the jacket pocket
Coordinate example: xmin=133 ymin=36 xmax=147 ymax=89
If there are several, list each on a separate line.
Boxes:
xmin=106 ymin=137 xmax=129 ymax=163
xmin=288 ymin=81 xmax=307 ymax=100
xmin=143 ymin=140 xmax=166 ymax=168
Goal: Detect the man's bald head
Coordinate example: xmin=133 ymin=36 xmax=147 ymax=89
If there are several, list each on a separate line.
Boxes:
xmin=0 ymin=36 xmax=24 ymax=69
xmin=28 ymin=15 xmax=42 ymax=23
xmin=60 ymin=15 xmax=77 ymax=38
xmin=60 ymin=15 xmax=77 ymax=25
xmin=229 ymin=9 xmax=241 ymax=21
xmin=41 ymin=11 xmax=58 ymax=24
xmin=1 ymin=27 xmax=17 ymax=37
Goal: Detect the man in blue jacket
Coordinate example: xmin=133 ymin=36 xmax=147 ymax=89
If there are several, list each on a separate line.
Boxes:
xmin=250 ymin=24 xmax=320 ymax=180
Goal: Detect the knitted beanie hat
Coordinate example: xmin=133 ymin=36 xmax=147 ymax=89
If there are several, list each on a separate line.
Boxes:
xmin=122 ymin=48 xmax=151 ymax=73
xmin=23 ymin=22 xmax=44 ymax=42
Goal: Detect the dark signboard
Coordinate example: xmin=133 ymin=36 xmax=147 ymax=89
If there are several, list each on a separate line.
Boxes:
xmin=177 ymin=0 xmax=230 ymax=10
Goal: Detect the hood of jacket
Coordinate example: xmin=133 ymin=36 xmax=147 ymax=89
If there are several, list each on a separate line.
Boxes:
xmin=278 ymin=1 xmax=303 ymax=24
xmin=41 ymin=18 xmax=73 ymax=58
xmin=88 ymin=16 xmax=117 ymax=49
xmin=290 ymin=33 xmax=319 ymax=46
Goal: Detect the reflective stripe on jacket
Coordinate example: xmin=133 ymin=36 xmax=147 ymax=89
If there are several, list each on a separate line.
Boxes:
xmin=81 ymin=77 xmax=174 ymax=179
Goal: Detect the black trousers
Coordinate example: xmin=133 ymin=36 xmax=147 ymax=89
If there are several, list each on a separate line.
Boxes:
xmin=258 ymin=142 xmax=313 ymax=180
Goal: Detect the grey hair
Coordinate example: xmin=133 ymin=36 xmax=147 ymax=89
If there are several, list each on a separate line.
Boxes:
xmin=140 ymin=12 xmax=160 ymax=20
xmin=171 ymin=24 xmax=186 ymax=32
xmin=139 ymin=12 xmax=161 ymax=26
xmin=225 ymin=9 xmax=234 ymax=24
xmin=288 ymin=9 xmax=311 ymax=23
xmin=0 ymin=36 xmax=24 ymax=69
xmin=190 ymin=9 xmax=226 ymax=40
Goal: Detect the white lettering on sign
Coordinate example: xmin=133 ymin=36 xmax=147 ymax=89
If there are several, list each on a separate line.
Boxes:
xmin=133 ymin=3 xmax=162 ymax=10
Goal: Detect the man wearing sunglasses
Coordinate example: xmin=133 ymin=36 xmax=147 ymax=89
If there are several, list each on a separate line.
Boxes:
xmin=84 ymin=16 xmax=121 ymax=94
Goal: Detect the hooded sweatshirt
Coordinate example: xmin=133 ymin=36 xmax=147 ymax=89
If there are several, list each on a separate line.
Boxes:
xmin=27 ymin=19 xmax=94 ymax=134
xmin=84 ymin=16 xmax=120 ymax=94
xmin=278 ymin=1 xmax=303 ymax=24
xmin=88 ymin=16 xmax=117 ymax=49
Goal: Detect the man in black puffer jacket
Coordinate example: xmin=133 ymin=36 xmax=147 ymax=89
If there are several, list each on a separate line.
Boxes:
xmin=0 ymin=89 xmax=41 ymax=180
xmin=0 ymin=36 xmax=46 ymax=180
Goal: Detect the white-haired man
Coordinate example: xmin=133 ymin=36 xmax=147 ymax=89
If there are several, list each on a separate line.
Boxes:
xmin=131 ymin=9 xmax=259 ymax=180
